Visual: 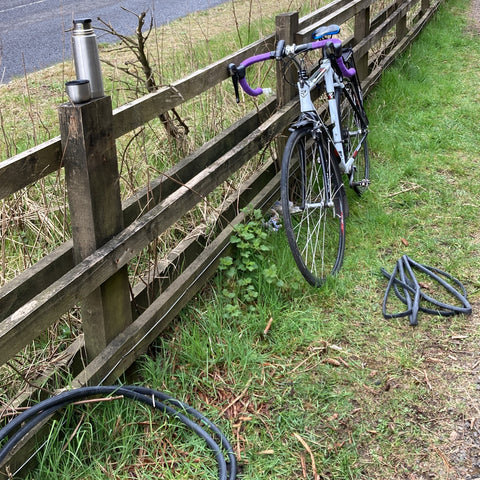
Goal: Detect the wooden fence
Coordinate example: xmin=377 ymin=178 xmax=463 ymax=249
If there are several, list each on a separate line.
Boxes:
xmin=0 ymin=0 xmax=442 ymax=472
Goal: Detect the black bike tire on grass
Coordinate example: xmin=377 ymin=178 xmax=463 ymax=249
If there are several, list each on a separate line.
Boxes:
xmin=280 ymin=127 xmax=346 ymax=287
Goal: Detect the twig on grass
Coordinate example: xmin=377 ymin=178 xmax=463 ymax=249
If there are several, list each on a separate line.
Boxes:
xmin=263 ymin=316 xmax=273 ymax=335
xmin=62 ymin=412 xmax=86 ymax=452
xmin=293 ymin=432 xmax=319 ymax=480
xmin=218 ymin=378 xmax=253 ymax=417
xmin=385 ymin=181 xmax=424 ymax=198
xmin=431 ymin=444 xmax=454 ymax=472
xmin=291 ymin=350 xmax=323 ymax=374
xmin=71 ymin=395 xmax=125 ymax=406
xmin=423 ymin=369 xmax=433 ymax=390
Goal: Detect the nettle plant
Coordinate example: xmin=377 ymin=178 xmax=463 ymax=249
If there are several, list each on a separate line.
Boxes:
xmin=218 ymin=208 xmax=284 ymax=319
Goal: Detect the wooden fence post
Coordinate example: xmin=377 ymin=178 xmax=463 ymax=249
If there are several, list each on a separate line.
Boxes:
xmin=396 ymin=0 xmax=408 ymax=42
xmin=354 ymin=7 xmax=371 ymax=81
xmin=275 ymin=12 xmax=299 ymax=170
xmin=420 ymin=0 xmax=431 ymax=15
xmin=58 ymin=96 xmax=132 ymax=363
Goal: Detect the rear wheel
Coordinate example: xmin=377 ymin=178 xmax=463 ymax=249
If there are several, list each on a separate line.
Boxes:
xmin=337 ymin=76 xmax=370 ymax=195
xmin=280 ymin=127 xmax=346 ymax=287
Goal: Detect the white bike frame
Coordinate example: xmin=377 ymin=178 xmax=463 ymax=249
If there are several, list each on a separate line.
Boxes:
xmin=296 ymin=56 xmax=356 ymax=175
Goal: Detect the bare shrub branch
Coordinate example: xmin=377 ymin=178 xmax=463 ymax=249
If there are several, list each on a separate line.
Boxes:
xmin=97 ymin=9 xmax=189 ymax=141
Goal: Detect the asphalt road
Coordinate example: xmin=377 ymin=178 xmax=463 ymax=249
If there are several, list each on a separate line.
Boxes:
xmin=0 ymin=0 xmax=228 ymax=83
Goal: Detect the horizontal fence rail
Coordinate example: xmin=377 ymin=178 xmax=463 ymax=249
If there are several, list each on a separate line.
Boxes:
xmin=0 ymin=0 xmax=442 ymax=473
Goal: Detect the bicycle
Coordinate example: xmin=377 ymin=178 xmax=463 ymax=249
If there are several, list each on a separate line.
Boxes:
xmin=228 ymin=24 xmax=370 ymax=286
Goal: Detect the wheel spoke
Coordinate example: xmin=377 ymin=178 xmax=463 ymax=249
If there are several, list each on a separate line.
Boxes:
xmin=281 ymin=127 xmax=346 ymax=286
xmin=338 ymin=79 xmax=370 ymax=195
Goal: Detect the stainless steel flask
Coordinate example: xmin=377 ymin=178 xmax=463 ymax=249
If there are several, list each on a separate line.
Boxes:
xmin=72 ymin=18 xmax=104 ymax=99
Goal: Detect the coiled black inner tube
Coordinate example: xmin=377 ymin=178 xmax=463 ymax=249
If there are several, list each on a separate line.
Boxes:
xmin=0 ymin=385 xmax=237 ymax=480
xmin=381 ymin=255 xmax=471 ymax=325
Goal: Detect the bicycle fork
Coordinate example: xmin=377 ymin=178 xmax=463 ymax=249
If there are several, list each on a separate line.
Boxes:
xmin=302 ymin=137 xmax=336 ymax=212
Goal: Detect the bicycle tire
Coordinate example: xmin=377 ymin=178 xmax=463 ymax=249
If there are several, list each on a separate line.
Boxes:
xmin=281 ymin=127 xmax=346 ymax=286
xmin=336 ymin=73 xmax=370 ymax=196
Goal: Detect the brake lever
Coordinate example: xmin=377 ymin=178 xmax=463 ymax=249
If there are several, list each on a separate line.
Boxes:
xmin=275 ymin=39 xmax=285 ymax=60
xmin=228 ymin=63 xmax=241 ymax=103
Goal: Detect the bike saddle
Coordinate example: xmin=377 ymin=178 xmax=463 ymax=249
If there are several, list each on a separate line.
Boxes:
xmin=312 ymin=24 xmax=340 ymax=40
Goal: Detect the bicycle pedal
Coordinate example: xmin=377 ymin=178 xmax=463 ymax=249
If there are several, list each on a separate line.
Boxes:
xmin=288 ymin=201 xmax=303 ymax=214
xmin=272 ymin=200 xmax=303 ymax=215
xmin=352 ymin=179 xmax=370 ymax=187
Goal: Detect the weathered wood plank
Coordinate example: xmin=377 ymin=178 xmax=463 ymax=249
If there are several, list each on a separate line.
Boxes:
xmin=0 ymin=98 xmax=276 ymax=319
xmin=276 ymin=13 xmax=299 ymax=106
xmin=355 ymin=0 xmax=421 ymax=58
xmin=295 ymin=0 xmax=376 ymax=44
xmin=71 ymin=164 xmax=282 ymax=387
xmin=297 ymin=0 xmax=358 ymax=32
xmin=0 ymin=137 xmax=62 ymax=200
xmin=421 ymin=0 xmax=431 ymax=14
xmin=354 ymin=6 xmax=371 ymax=80
xmin=0 ymin=241 xmax=73 ymax=319
xmin=396 ymin=0 xmax=408 ymax=41
xmin=59 ymin=97 xmax=132 ymax=360
xmin=0 ymin=98 xmax=298 ymax=366
xmin=275 ymin=13 xmax=299 ymax=170
xmin=111 ymin=36 xmax=276 ymax=138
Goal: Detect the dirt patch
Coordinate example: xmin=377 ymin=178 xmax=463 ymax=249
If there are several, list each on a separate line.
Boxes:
xmin=447 ymin=5 xmax=480 ymax=474
xmin=468 ymin=0 xmax=480 ymax=34
xmin=442 ymin=299 xmax=480 ymax=479
xmin=365 ymin=299 xmax=480 ymax=479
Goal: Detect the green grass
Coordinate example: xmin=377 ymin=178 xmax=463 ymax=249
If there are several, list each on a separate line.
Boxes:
xmin=31 ymin=399 xmax=221 ymax=479
xmin=6 ymin=0 xmax=480 ymax=477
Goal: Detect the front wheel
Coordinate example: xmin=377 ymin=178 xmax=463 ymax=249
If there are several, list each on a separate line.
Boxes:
xmin=280 ymin=127 xmax=346 ymax=287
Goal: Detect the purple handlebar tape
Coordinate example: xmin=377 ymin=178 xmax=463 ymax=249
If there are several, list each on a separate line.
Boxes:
xmin=239 ymin=39 xmax=355 ymax=97
xmin=239 ymin=51 xmax=272 ymax=96
xmin=311 ymin=39 xmax=356 ymax=78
